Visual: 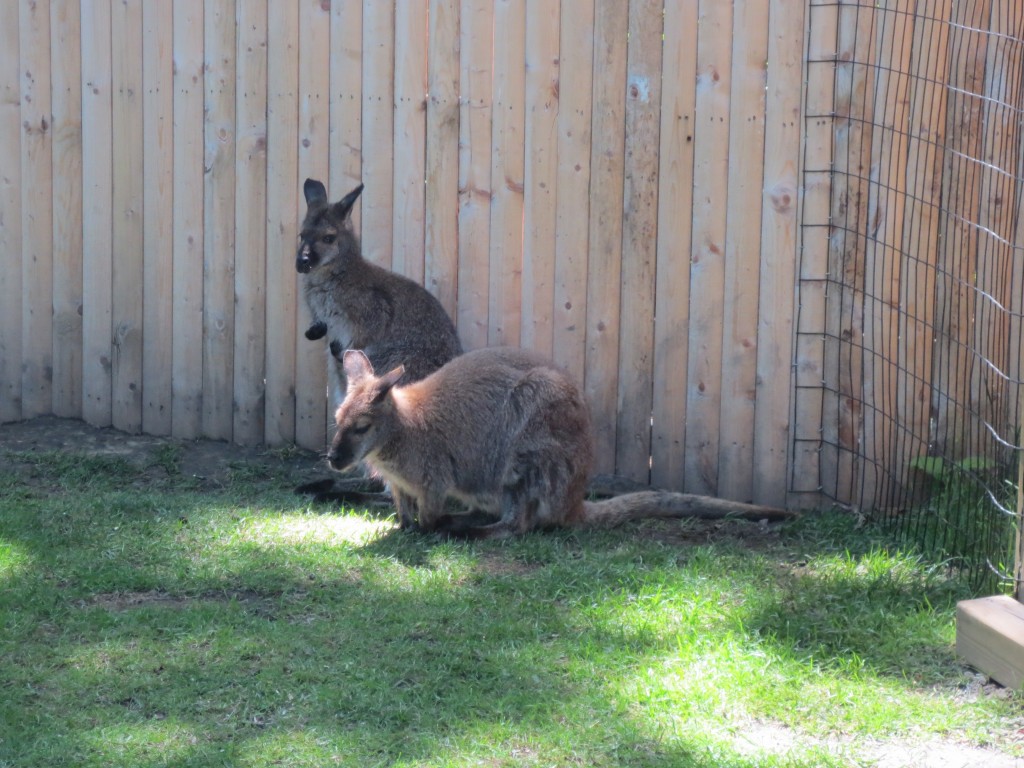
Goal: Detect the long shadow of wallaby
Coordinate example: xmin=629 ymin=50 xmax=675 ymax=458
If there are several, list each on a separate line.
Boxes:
xmin=292 ymin=178 xmax=463 ymax=506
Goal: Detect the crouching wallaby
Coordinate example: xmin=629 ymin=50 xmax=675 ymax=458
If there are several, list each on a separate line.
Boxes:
xmin=297 ymin=178 xmax=462 ymax=406
xmin=328 ymin=347 xmax=790 ymax=538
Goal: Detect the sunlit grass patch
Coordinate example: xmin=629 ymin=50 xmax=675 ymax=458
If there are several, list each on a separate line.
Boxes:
xmin=0 ymin=537 xmax=32 ymax=581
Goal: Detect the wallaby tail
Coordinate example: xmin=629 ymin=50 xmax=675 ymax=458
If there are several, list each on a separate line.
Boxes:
xmin=580 ymin=491 xmax=794 ymax=528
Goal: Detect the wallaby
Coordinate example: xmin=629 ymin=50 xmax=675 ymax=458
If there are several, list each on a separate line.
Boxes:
xmin=296 ymin=178 xmax=462 ymax=408
xmin=295 ymin=179 xmax=463 ymax=505
xmin=328 ymin=347 xmax=790 ymax=538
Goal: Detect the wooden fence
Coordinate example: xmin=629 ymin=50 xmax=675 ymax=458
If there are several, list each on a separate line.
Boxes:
xmin=3 ymin=0 xmax=804 ymax=510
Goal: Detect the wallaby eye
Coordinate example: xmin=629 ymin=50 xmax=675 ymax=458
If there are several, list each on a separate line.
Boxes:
xmin=351 ymin=422 xmax=371 ymax=436
xmin=321 ymin=234 xmax=336 ymax=245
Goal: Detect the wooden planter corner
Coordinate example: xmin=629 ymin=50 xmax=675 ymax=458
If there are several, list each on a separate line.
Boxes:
xmin=956 ymin=595 xmax=1024 ymax=690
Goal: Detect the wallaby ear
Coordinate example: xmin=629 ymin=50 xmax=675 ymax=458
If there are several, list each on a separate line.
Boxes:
xmin=333 ymin=183 xmax=365 ymax=221
xmin=304 ymin=178 xmax=328 ymax=206
xmin=373 ymin=365 xmax=406 ymax=403
xmin=342 ymin=349 xmax=374 ymax=381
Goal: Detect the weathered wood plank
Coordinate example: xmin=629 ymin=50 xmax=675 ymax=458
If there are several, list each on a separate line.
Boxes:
xmin=520 ymin=0 xmax=559 ymax=357
xmin=141 ymin=0 xmax=173 ymax=435
xmin=294 ymin=0 xmax=331 ymax=450
xmin=393 ymin=0 xmax=428 ymax=285
xmin=752 ymin=0 xmax=805 ymax=508
xmin=81 ymin=0 xmax=112 ymax=427
xmin=651 ymin=0 xmax=698 ymax=491
xmin=896 ymin=0 xmax=951 ymax=504
xmin=824 ymin=2 xmax=876 ymax=506
xmin=233 ymin=0 xmax=268 ymax=446
xmin=972 ymin=2 xmax=1022 ymax=471
xmin=361 ymin=0 xmax=395 ymax=270
xmin=456 ymin=0 xmax=493 ymax=350
xmin=584 ymin=0 xmax=628 ymax=474
xmin=719 ymin=0 xmax=769 ymax=502
xmin=170 ymin=0 xmax=205 ymax=439
xmin=21 ymin=0 xmax=54 ymax=419
xmin=859 ymin=0 xmax=913 ymax=509
xmin=957 ymin=595 xmax=1024 ymax=690
xmin=615 ymin=0 xmax=663 ymax=483
xmin=791 ymin=0 xmax=836 ymax=508
xmin=488 ymin=0 xmax=525 ymax=348
xmin=0 ymin=1 xmax=23 ymax=422
xmin=426 ymin=0 xmax=461 ymax=321
xmin=329 ymin=0 xmax=362 ymax=210
xmin=201 ymin=0 xmax=237 ymax=441
xmin=931 ymin=0 xmax=991 ymax=463
xmin=684 ymin=0 xmax=732 ymax=496
xmin=264 ymin=1 xmax=300 ymax=445
xmin=111 ymin=0 xmax=144 ymax=434
xmin=552 ymin=0 xmax=594 ymax=387
xmin=50 ymin=0 xmax=84 ymax=419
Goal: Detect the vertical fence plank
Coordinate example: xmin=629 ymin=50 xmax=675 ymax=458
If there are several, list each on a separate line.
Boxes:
xmin=932 ymin=0 xmax=991 ymax=462
xmin=862 ymin=1 xmax=914 ymax=507
xmin=361 ymin=0 xmax=395 ymax=270
xmin=51 ymin=0 xmax=84 ymax=419
xmin=264 ymin=1 xmax=299 ymax=445
xmin=684 ymin=0 xmax=733 ymax=495
xmin=201 ymin=0 xmax=237 ymax=441
xmin=456 ymin=0 xmax=493 ymax=350
xmin=294 ymin=0 xmax=331 ymax=450
xmin=718 ymin=0 xmax=769 ymax=502
xmin=0 ymin=2 xmax=22 ymax=422
xmin=584 ymin=1 xmax=628 ymax=473
xmin=823 ymin=2 xmax=876 ymax=504
xmin=394 ymin=1 xmax=427 ymax=285
xmin=329 ymin=0 xmax=362 ymax=208
xmin=973 ymin=2 xmax=1022 ymax=460
xmin=488 ymin=0 xmax=526 ymax=347
xmin=111 ymin=0 xmax=143 ymax=433
xmin=141 ymin=0 xmax=173 ymax=435
xmin=426 ymin=0 xmax=460 ymax=319
xmin=895 ymin=0 xmax=950 ymax=502
xmin=793 ymin=0 xmax=837 ymax=506
xmin=552 ymin=0 xmax=594 ymax=387
xmin=81 ymin=0 xmax=112 ymax=427
xmin=520 ymin=0 xmax=560 ymax=357
xmin=615 ymin=0 xmax=663 ymax=482
xmin=1011 ymin=37 xmax=1024 ymax=464
xmin=171 ymin=0 xmax=205 ymax=439
xmin=21 ymin=0 xmax=54 ymax=419
xmin=651 ymin=0 xmax=698 ymax=490
xmin=753 ymin=0 xmax=806 ymax=506
xmin=233 ymin=0 xmax=268 ymax=446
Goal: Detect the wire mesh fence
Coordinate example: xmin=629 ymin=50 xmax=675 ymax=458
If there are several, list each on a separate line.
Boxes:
xmin=800 ymin=0 xmax=1024 ymax=594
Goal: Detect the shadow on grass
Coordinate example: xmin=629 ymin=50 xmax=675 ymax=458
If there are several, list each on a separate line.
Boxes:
xmin=0 ymin=453 xmax=984 ymax=767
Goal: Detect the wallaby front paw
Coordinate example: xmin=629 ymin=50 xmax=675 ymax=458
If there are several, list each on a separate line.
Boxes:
xmin=305 ymin=321 xmax=328 ymax=340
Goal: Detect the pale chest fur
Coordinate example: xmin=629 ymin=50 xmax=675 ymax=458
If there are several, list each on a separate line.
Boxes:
xmin=303 ymin=269 xmax=357 ymax=348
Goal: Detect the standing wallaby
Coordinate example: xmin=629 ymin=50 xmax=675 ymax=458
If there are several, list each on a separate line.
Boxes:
xmin=328 ymin=347 xmax=789 ymax=538
xmin=295 ymin=179 xmax=463 ymax=506
xmin=297 ymin=178 xmax=462 ymax=408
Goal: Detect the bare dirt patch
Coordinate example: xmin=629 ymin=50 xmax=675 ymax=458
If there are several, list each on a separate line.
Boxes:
xmin=0 ymin=415 xmax=327 ymax=492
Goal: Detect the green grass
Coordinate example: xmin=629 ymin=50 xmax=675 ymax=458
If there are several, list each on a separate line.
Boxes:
xmin=1 ymin=449 xmax=1021 ymax=767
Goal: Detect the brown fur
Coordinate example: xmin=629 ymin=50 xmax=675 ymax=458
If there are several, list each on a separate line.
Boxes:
xmin=297 ymin=179 xmax=462 ymax=408
xmin=327 ymin=347 xmax=776 ymax=538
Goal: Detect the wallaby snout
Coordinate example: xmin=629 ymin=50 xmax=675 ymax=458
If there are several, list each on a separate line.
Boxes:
xmin=296 ymin=240 xmax=316 ymax=273
xmin=326 ymin=439 xmax=353 ymax=472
